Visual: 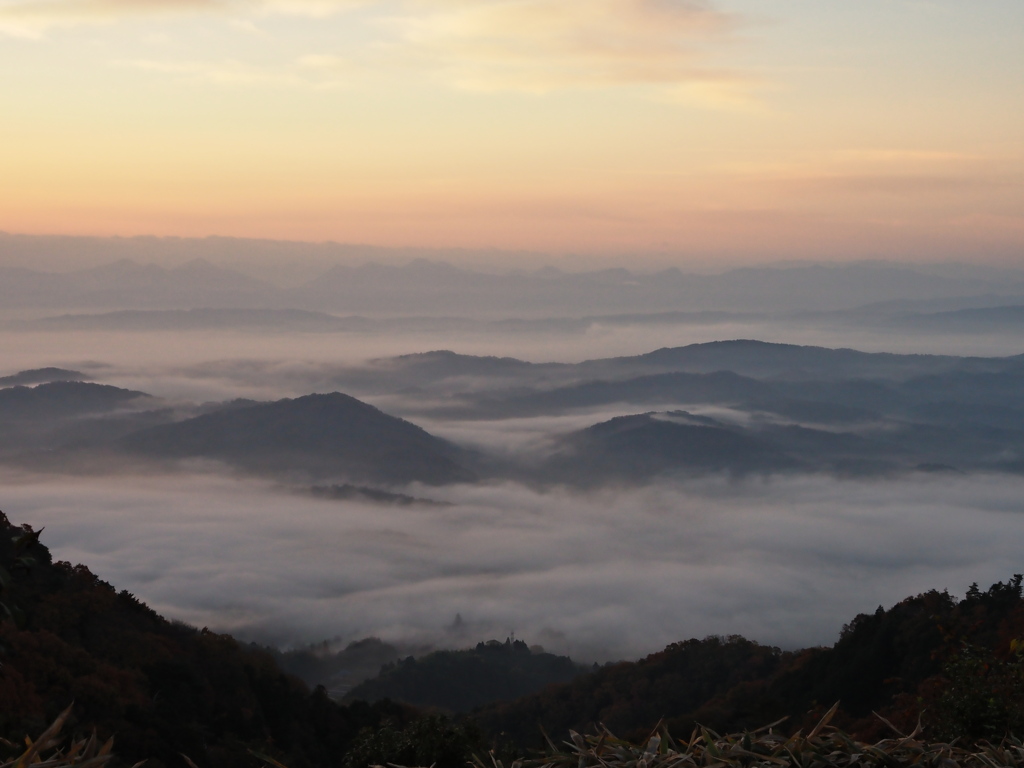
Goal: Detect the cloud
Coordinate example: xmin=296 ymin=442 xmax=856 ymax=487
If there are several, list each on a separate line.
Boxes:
xmin=7 ymin=315 xmax=1024 ymax=418
xmin=0 ymin=0 xmax=222 ymax=38
xmin=658 ymin=78 xmax=765 ymax=112
xmin=724 ymin=148 xmax=1018 ymax=204
xmin=5 ymin=469 xmax=1022 ymax=662
xmin=115 ymin=57 xmax=354 ymax=88
xmin=255 ymin=0 xmax=364 ymax=18
xmin=788 ymin=174 xmax=1011 ymax=198
xmin=381 ymin=0 xmax=745 ymax=92
xmin=1 ymin=0 xmax=750 ymax=98
xmin=0 ymin=0 xmax=363 ymax=38
xmin=296 ymin=53 xmax=348 ymax=69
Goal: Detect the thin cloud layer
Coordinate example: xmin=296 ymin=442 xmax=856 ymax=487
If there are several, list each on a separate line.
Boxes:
xmin=382 ymin=0 xmax=741 ymax=92
xmin=1 ymin=0 xmax=744 ymax=95
xmin=0 ymin=0 xmax=220 ymax=37
xmin=0 ymin=0 xmax=363 ymax=37
xmin=5 ymin=471 xmax=1021 ymax=661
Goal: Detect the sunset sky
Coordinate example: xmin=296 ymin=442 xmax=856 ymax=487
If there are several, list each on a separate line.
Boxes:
xmin=2 ymin=0 xmax=1022 ymax=264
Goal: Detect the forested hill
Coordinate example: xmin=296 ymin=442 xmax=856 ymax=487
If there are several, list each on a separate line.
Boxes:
xmin=2 ymin=510 xmax=1023 ymax=768
xmin=345 ymin=639 xmax=584 ymax=712
xmin=120 ymin=392 xmax=476 ymax=485
xmin=474 ymin=578 xmax=1024 ymax=748
xmin=0 ymin=511 xmax=418 ymax=768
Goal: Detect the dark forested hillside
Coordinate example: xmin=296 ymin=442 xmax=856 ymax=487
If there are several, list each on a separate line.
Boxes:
xmin=345 ymin=639 xmax=584 ymax=712
xmin=474 ymin=578 xmax=1024 ymax=748
xmin=0 ymin=512 xmax=418 ymax=768
xmin=472 ymin=636 xmax=789 ymax=746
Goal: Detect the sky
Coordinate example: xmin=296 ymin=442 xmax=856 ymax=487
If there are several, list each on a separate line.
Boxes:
xmin=2 ymin=0 xmax=1023 ymax=265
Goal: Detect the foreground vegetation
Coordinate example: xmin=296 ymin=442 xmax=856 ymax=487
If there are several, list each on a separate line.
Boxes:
xmin=0 ymin=704 xmax=118 ymax=768
xmin=13 ymin=703 xmax=1024 ymax=768
xmin=480 ymin=708 xmax=1024 ymax=768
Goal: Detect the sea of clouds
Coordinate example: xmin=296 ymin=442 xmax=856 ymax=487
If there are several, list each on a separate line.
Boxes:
xmin=1 ymin=318 xmax=1022 ymax=662
xmin=3 ymin=469 xmax=1021 ymax=662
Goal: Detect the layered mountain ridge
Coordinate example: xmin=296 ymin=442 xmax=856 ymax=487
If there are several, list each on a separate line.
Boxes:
xmin=1 ymin=339 xmax=1024 ymax=485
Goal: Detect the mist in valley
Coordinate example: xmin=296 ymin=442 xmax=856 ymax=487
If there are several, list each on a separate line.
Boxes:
xmin=2 ymin=242 xmax=1024 ymax=684
xmin=4 ymin=469 xmax=1021 ymax=664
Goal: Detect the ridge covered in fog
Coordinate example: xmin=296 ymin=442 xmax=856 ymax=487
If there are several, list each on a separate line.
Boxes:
xmin=3 ymin=241 xmax=1024 ymax=321
xmin=3 ymin=340 xmax=1024 ymax=490
xmin=1 ymin=242 xmax=1022 ymax=662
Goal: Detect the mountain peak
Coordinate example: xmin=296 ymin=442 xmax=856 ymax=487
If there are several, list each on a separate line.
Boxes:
xmin=122 ymin=391 xmax=474 ymax=485
xmin=0 ymin=367 xmax=87 ymax=387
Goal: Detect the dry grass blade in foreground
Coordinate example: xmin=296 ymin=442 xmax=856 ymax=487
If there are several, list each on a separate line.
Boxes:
xmin=475 ymin=705 xmax=1024 ymax=768
xmin=0 ymin=704 xmax=138 ymax=768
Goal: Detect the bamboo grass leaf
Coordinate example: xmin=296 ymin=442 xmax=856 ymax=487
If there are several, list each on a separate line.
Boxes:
xmin=809 ymin=705 xmax=842 ymax=740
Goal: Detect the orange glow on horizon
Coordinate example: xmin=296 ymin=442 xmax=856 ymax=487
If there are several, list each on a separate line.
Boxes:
xmin=1 ymin=0 xmax=1022 ymax=265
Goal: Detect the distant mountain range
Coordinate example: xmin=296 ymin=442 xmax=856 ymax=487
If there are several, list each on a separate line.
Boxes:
xmin=4 ymin=255 xmax=1024 ymax=317
xmin=334 ymin=340 xmax=1024 ymax=480
xmin=31 ymin=308 xmax=376 ymax=332
xmin=0 ymin=258 xmax=276 ymax=311
xmin=330 ymin=340 xmax=1022 ymax=401
xmin=0 ymin=367 xmax=86 ymax=386
xmin=3 ymin=338 xmax=1024 ymax=484
xmin=894 ymin=304 xmax=1024 ymax=332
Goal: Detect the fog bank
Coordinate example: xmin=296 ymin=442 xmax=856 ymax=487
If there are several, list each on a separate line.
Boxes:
xmin=2 ymin=320 xmax=1024 ymax=407
xmin=4 ymin=471 xmax=1021 ymax=662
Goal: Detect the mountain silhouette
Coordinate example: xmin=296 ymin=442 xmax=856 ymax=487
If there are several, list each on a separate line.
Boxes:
xmin=548 ymin=412 xmax=797 ymax=483
xmin=0 ymin=381 xmax=148 ymax=421
xmin=121 ymin=392 xmax=475 ymax=485
xmin=0 ymin=367 xmax=87 ymax=387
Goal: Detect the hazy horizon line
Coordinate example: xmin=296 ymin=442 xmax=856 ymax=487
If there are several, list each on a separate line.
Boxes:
xmin=4 ymin=228 xmax=1024 ymax=277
